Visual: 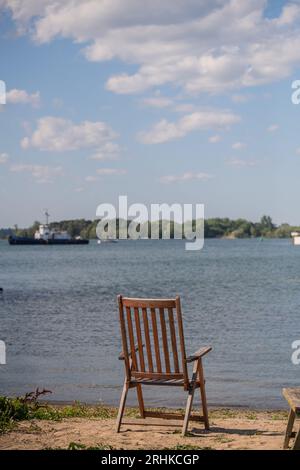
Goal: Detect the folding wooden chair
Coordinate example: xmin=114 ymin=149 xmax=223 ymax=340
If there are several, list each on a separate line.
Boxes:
xmin=116 ymin=295 xmax=212 ymax=436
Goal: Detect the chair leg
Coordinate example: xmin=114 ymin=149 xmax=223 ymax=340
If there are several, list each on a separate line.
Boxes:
xmin=198 ymin=358 xmax=210 ymax=430
xmin=136 ymin=384 xmax=145 ymax=418
xmin=182 ymin=384 xmax=196 ymax=436
xmin=182 ymin=361 xmax=198 ymax=436
xmin=284 ymin=409 xmax=296 ymax=449
xmin=293 ymin=426 xmax=300 ymax=450
xmin=116 ymin=381 xmax=129 ymax=433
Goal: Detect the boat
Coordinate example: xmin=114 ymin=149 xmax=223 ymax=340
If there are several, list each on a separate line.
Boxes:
xmin=291 ymin=232 xmax=300 ymax=246
xmin=8 ymin=211 xmax=89 ymax=246
xmin=97 ymin=238 xmax=118 ymax=244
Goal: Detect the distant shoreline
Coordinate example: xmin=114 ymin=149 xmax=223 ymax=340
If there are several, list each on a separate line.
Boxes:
xmin=1 ymin=215 xmax=297 ymax=241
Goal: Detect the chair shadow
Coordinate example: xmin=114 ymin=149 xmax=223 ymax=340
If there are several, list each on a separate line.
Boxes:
xmin=190 ymin=426 xmax=281 ymax=438
xmin=121 ymin=420 xmax=281 ymax=438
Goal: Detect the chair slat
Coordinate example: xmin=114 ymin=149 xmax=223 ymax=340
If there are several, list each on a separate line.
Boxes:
xmin=159 ymin=307 xmax=171 ymax=373
xmin=150 ymin=308 xmax=162 ymax=373
xmin=118 ymin=296 xmax=131 ymax=381
xmin=142 ymin=307 xmax=153 ymax=372
xmin=123 ymin=298 xmax=176 ymax=309
xmin=168 ymin=307 xmax=180 ymax=373
xmin=126 ymin=306 xmax=138 ymax=370
xmin=175 ymin=297 xmax=188 ymax=387
xmin=131 ymin=371 xmax=183 ymax=380
xmin=134 ymin=307 xmax=145 ymax=372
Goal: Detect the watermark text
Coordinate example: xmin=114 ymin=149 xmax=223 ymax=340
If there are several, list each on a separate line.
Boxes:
xmin=96 ymin=196 xmax=204 ymax=251
xmin=0 ymin=80 xmax=6 ymax=105
xmin=291 ymin=340 xmax=300 ymax=365
xmin=0 ymin=340 xmax=6 ymax=365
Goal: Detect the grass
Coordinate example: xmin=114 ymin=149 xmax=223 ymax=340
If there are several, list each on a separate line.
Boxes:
xmin=0 ymin=396 xmax=31 ymax=434
xmin=209 ymin=408 xmax=240 ymax=419
xmin=45 ymin=442 xmax=116 ymax=451
xmin=0 ymin=392 xmax=140 ymax=434
xmin=0 ymin=391 xmax=288 ymax=447
xmin=46 ymin=442 xmax=214 ymax=451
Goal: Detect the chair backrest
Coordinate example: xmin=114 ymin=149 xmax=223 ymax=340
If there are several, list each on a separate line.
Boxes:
xmin=118 ymin=296 xmax=189 ymax=386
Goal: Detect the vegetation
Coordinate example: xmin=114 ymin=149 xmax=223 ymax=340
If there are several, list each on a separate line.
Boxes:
xmin=163 ymin=444 xmax=213 ymax=450
xmin=0 ymin=388 xmax=52 ymax=433
xmin=1 ymin=215 xmax=299 ymax=240
xmin=0 ymin=389 xmax=140 ymax=434
xmin=0 ymin=228 xmax=13 ymax=239
xmin=46 ymin=442 xmax=116 ymax=451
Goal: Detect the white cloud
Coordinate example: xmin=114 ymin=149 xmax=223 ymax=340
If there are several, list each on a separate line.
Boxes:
xmin=141 ymin=95 xmax=173 ymax=109
xmin=141 ymin=94 xmax=196 ymax=113
xmin=232 ymin=141 xmax=246 ymax=150
xmin=21 ymin=116 xmax=118 ymax=152
xmin=3 ymin=1 xmax=300 ymax=96
xmin=174 ymin=103 xmax=196 ymax=113
xmin=160 ymin=171 xmax=213 ymax=184
xmin=296 ymin=148 xmax=300 ymax=155
xmin=209 ymin=135 xmax=221 ymax=144
xmin=10 ymin=164 xmax=63 ymax=183
xmin=227 ymin=158 xmax=257 ymax=167
xmin=267 ymin=124 xmax=279 ymax=133
xmin=89 ymin=142 xmax=121 ymax=161
xmin=231 ymin=94 xmax=252 ymax=104
xmin=85 ymin=175 xmax=99 ymax=183
xmin=0 ymin=152 xmax=9 ymax=164
xmin=139 ymin=109 xmax=240 ymax=144
xmin=85 ymin=168 xmax=126 ymax=182
xmin=272 ymin=3 xmax=300 ymax=27
xmin=6 ymin=89 xmax=40 ymax=107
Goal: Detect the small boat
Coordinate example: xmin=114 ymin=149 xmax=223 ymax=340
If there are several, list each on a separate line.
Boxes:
xmin=97 ymin=238 xmax=118 ymax=244
xmin=9 ymin=211 xmax=89 ymax=246
xmin=291 ymin=232 xmax=300 ymax=246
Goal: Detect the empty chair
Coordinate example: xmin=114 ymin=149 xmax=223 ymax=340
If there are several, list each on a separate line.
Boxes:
xmin=116 ymin=295 xmax=212 ymax=436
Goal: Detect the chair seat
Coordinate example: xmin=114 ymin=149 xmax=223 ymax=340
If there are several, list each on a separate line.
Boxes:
xmin=130 ymin=377 xmax=201 ymax=387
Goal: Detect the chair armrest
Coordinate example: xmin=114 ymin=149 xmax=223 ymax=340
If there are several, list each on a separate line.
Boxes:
xmin=118 ymin=345 xmax=142 ymax=360
xmin=186 ymin=346 xmax=212 ymax=363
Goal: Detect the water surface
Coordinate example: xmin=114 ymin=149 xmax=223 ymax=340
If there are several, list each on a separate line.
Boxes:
xmin=0 ymin=239 xmax=299 ymax=409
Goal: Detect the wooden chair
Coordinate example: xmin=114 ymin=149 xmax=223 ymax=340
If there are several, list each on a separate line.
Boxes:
xmin=116 ymin=295 xmax=212 ymax=436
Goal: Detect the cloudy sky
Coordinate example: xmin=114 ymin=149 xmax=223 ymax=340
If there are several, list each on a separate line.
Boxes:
xmin=0 ymin=0 xmax=300 ymax=226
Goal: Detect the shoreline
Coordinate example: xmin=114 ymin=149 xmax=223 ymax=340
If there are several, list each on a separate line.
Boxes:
xmin=40 ymin=399 xmax=288 ymax=412
xmin=0 ymin=403 xmax=289 ymax=450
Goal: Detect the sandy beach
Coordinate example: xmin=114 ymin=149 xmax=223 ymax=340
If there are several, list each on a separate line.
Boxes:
xmin=0 ymin=406 xmax=289 ymax=451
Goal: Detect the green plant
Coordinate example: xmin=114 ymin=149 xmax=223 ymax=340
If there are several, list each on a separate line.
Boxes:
xmin=45 ymin=442 xmax=116 ymax=451
xmin=0 ymin=388 xmax=52 ymax=433
xmin=166 ymin=444 xmax=213 ymax=450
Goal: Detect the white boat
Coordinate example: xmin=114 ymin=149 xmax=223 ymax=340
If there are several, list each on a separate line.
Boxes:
xmin=98 ymin=238 xmax=118 ymax=244
xmin=9 ymin=210 xmax=89 ymax=245
xmin=291 ymin=232 xmax=300 ymax=246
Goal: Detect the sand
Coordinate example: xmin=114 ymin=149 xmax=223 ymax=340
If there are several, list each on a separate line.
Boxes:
xmin=0 ymin=409 xmax=291 ymax=451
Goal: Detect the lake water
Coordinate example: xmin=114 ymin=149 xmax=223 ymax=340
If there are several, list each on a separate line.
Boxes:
xmin=0 ymin=238 xmax=299 ymax=410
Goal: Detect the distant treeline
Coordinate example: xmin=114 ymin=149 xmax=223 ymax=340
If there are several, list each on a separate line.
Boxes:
xmin=1 ymin=215 xmax=299 ymax=240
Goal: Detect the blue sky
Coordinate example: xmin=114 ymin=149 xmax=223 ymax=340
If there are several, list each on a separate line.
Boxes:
xmin=0 ymin=0 xmax=300 ymax=227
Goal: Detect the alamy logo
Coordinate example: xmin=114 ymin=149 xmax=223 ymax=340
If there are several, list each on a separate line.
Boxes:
xmin=291 ymin=80 xmax=300 ymax=105
xmin=291 ymin=340 xmax=300 ymax=366
xmin=0 ymin=80 xmax=6 ymax=105
xmin=96 ymin=196 xmax=205 ymax=251
xmin=0 ymin=340 xmax=6 ymax=365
